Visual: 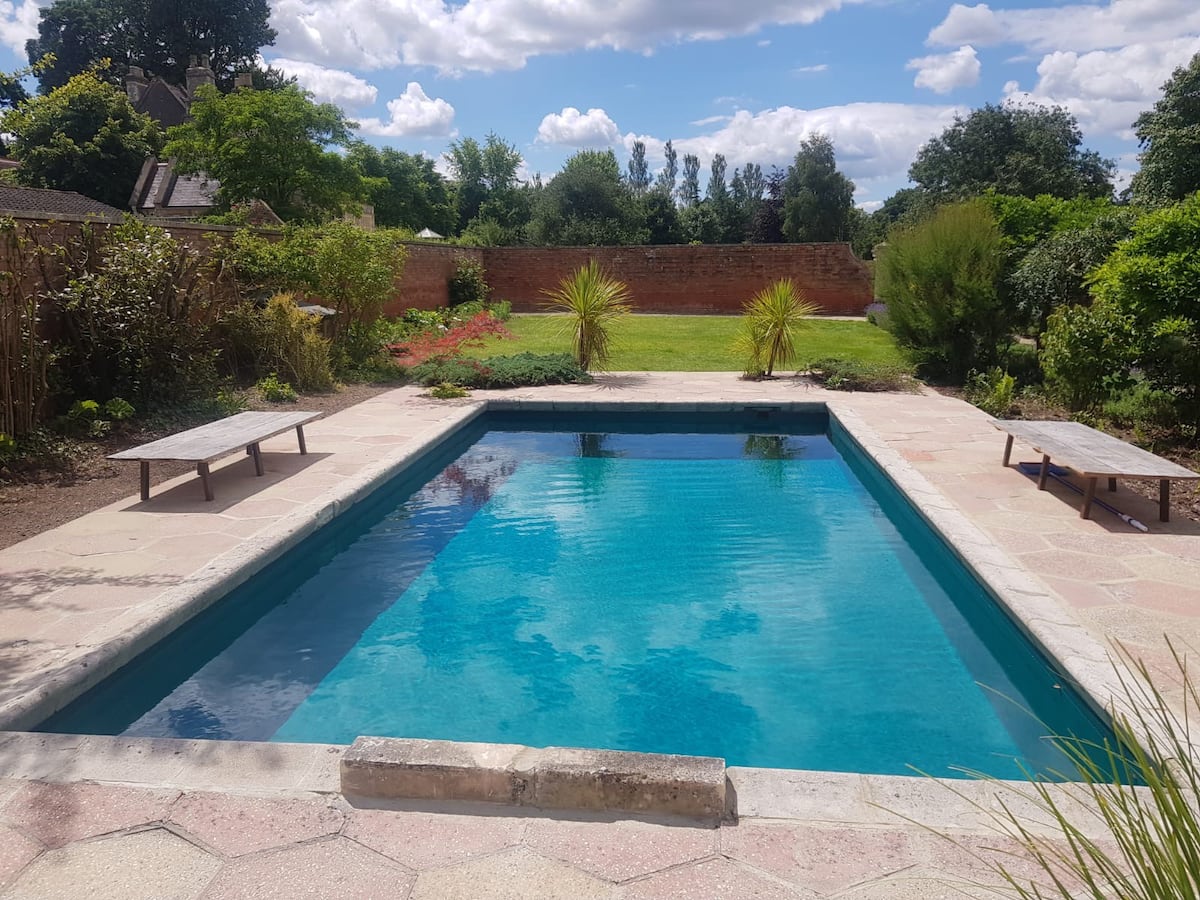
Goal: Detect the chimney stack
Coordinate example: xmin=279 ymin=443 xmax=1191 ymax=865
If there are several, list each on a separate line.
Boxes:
xmin=185 ymin=54 xmax=215 ymax=100
xmin=125 ymin=66 xmax=148 ymax=104
xmin=233 ymin=71 xmax=253 ymax=90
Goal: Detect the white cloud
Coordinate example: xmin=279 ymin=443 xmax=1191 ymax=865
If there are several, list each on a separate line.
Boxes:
xmin=906 ymin=45 xmax=980 ymax=94
xmin=757 ymin=39 xmax=772 ymax=47
xmin=536 ymin=107 xmax=621 ymax=147
xmin=357 ymin=82 xmax=456 ymax=137
xmin=266 ymin=58 xmax=378 ymax=108
xmin=0 ymin=0 xmax=38 ymax=55
xmin=793 ymin=64 xmax=829 ymax=74
xmin=269 ymin=0 xmax=864 ymax=72
xmin=690 ymin=114 xmax=731 ymax=127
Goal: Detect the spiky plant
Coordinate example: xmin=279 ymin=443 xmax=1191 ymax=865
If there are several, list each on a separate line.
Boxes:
xmin=542 ymin=261 xmax=632 ymax=371
xmin=735 ymin=278 xmax=818 ymax=377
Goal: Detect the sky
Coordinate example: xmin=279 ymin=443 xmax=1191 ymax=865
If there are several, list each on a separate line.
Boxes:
xmin=0 ymin=0 xmax=1198 ymax=210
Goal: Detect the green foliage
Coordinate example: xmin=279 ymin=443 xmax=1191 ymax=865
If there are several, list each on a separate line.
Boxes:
xmin=530 ymin=149 xmax=648 ymax=246
xmin=1130 ymin=52 xmax=1200 ymax=205
xmin=165 ymin=84 xmax=365 ymax=222
xmin=0 ymin=431 xmax=14 ymax=463
xmin=805 ymin=358 xmax=917 ymax=392
xmin=984 ymin=194 xmax=1121 ymax=254
xmin=53 ymin=219 xmax=220 ymax=407
xmin=216 ymin=293 xmax=333 ymax=392
xmin=67 ymin=398 xmax=99 ymax=419
xmin=446 ymin=133 xmax=526 ymax=236
xmin=26 ymin=0 xmax=274 ymax=93
xmin=1089 ymin=193 xmax=1200 ymax=425
xmin=1103 ymin=381 xmax=1179 ymax=431
xmin=2 ymin=69 xmax=162 ymax=207
xmin=448 ymin=256 xmax=489 ymax=307
xmin=734 ymin=278 xmax=818 ymax=377
xmin=1040 ymin=301 xmax=1135 ymax=410
xmin=410 ymin=352 xmax=588 ymax=388
xmin=965 ymin=367 xmax=1017 ymax=417
xmin=541 ymin=261 xmax=633 ymax=370
xmin=875 ymin=200 xmax=1009 ymax=382
xmin=781 ymin=134 xmax=856 ymax=242
xmin=103 ymin=397 xmax=134 ymax=420
xmin=255 ymin=372 xmax=297 ymax=403
xmin=428 ymin=381 xmax=469 ymax=399
xmin=910 ymin=103 xmax=1114 ymax=201
xmin=348 ymin=143 xmax=455 ymax=233
xmin=642 ymin=189 xmax=683 ymax=245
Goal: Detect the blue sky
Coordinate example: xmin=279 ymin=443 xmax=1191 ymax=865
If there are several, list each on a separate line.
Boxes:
xmin=2 ymin=0 xmax=1198 ymax=208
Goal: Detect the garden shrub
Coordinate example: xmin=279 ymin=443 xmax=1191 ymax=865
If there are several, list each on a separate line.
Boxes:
xmin=1102 ymin=381 xmax=1179 ymax=431
xmin=388 ymin=311 xmax=512 ymax=366
xmin=256 ymin=373 xmax=298 ymax=403
xmin=965 ymin=367 xmax=1017 ymax=417
xmin=875 ymin=200 xmax=1009 ymax=382
xmin=448 ymin=256 xmax=490 ymax=307
xmin=734 ymin=278 xmax=818 ymax=378
xmin=409 ymin=353 xmax=589 ymax=389
xmin=1040 ymin=300 xmax=1135 ymax=411
xmin=805 ymin=358 xmax=917 ymax=392
xmin=216 ymin=294 xmax=334 ymax=392
xmin=428 ymin=382 xmax=470 ymax=399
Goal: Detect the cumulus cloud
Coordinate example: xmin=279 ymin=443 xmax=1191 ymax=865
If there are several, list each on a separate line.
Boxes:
xmin=267 ymin=58 xmax=378 ymax=108
xmin=0 ymin=0 xmax=38 ymax=54
xmin=357 ymin=82 xmax=456 ymax=137
xmin=268 ymin=0 xmax=863 ymax=72
xmin=906 ymin=45 xmax=980 ymax=93
xmin=536 ymin=107 xmax=621 ymax=147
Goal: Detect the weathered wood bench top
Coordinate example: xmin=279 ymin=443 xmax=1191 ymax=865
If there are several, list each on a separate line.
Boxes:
xmin=109 ymin=410 xmax=323 ymax=502
xmin=110 ymin=411 xmax=323 ymax=463
xmin=993 ymin=420 xmax=1198 ymax=480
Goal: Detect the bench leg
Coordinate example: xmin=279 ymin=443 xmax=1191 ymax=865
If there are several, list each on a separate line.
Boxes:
xmin=1161 ymin=480 xmax=1170 ymax=522
xmin=296 ymin=425 xmax=308 ymax=455
xmin=1037 ymin=454 xmax=1051 ymax=491
xmin=197 ymin=462 xmax=214 ymax=502
xmin=1002 ymin=434 xmax=1014 ymax=467
xmin=140 ymin=461 xmax=150 ymax=502
xmin=1081 ymin=477 xmax=1098 ymax=519
xmin=250 ymin=442 xmax=264 ymax=476
xmin=1108 ymin=477 xmax=1117 ymax=492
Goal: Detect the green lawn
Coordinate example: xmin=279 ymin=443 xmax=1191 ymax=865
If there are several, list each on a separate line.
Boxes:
xmin=464 ymin=314 xmax=904 ymax=371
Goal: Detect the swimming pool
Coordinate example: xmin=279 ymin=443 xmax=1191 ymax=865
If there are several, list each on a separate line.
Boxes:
xmin=42 ymin=408 xmax=1111 ymax=778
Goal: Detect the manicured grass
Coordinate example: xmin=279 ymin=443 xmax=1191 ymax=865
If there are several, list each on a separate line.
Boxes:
xmin=465 ymin=314 xmax=904 ymax=371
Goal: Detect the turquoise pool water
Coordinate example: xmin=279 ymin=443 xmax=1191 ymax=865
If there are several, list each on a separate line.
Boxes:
xmin=42 ymin=410 xmax=1111 ymax=777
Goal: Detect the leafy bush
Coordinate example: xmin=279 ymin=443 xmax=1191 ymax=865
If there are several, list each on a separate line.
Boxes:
xmin=966 ymin=367 xmax=1017 ymax=417
xmin=1102 ymin=381 xmax=1179 ymax=430
xmin=388 ymin=311 xmax=512 ymax=367
xmin=256 ymin=373 xmax=298 ymax=403
xmin=409 ymin=353 xmax=589 ymax=389
xmin=876 ymin=200 xmax=1008 ymax=382
xmin=216 ymin=294 xmax=334 ymax=392
xmin=542 ymin=261 xmax=632 ymax=371
xmin=734 ymin=278 xmax=818 ymax=378
xmin=428 ymin=382 xmax=469 ymax=399
xmin=448 ymin=256 xmax=490 ymax=307
xmin=805 ymin=358 xmax=918 ymax=392
xmin=864 ymin=301 xmax=889 ymax=328
xmin=103 ymin=398 xmax=135 ymax=420
xmin=1040 ymin=301 xmax=1135 ymax=411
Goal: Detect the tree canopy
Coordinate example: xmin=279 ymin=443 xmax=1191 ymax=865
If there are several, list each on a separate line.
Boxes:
xmin=1129 ymin=51 xmax=1200 ymax=206
xmin=163 ymin=84 xmax=364 ymax=222
xmin=26 ymin=0 xmax=275 ymax=92
xmin=2 ymin=69 xmax=162 ymax=207
xmin=445 ymin=133 xmax=524 ymax=235
xmin=909 ymin=102 xmax=1114 ymax=201
xmin=781 ymin=134 xmax=856 ymax=242
xmin=348 ymin=143 xmax=455 ymax=234
xmin=529 ymin=149 xmax=646 ymax=245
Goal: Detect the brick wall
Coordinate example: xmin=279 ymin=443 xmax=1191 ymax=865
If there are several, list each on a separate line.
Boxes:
xmin=396 ymin=243 xmax=873 ymax=316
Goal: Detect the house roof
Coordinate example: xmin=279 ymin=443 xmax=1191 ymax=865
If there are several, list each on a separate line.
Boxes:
xmin=130 ymin=159 xmax=218 ymax=213
xmin=133 ymin=79 xmax=190 ymax=130
xmin=0 ymin=185 xmax=124 ymax=219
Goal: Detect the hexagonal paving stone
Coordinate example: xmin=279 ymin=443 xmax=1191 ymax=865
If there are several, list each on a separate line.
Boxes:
xmin=344 ymin=808 xmax=524 ymax=871
xmin=1 ymin=781 xmax=178 ymax=849
xmin=523 ymin=817 xmax=716 ymax=882
xmin=170 ymin=792 xmax=343 ymax=857
xmin=6 ymin=827 xmax=219 ymax=900
xmin=411 ymin=847 xmax=615 ymax=900
xmin=720 ymin=822 xmax=918 ymax=895
xmin=0 ymin=822 xmax=42 ymax=888
xmin=618 ymin=857 xmax=812 ymax=899
xmin=202 ymin=836 xmax=412 ymax=900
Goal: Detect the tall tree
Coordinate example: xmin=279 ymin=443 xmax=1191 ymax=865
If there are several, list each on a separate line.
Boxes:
xmin=1129 ymin=51 xmax=1200 ymax=206
xmin=163 ymin=84 xmax=363 ymax=221
xmin=626 ymin=140 xmax=651 ymax=194
xmin=655 ymin=139 xmax=677 ymax=196
xmin=348 ymin=143 xmax=455 ymax=234
xmin=528 ymin=149 xmax=646 ymax=245
xmin=2 ymin=69 xmax=162 ymax=207
xmin=678 ymin=153 xmax=701 ymax=207
xmin=643 ymin=188 xmax=682 ymax=244
xmin=446 ymin=132 xmax=523 ymax=234
xmin=781 ymin=134 xmax=856 ymax=242
xmin=749 ymin=167 xmax=786 ymax=243
xmin=909 ymin=102 xmax=1114 ymax=201
xmin=27 ymin=0 xmax=275 ymax=93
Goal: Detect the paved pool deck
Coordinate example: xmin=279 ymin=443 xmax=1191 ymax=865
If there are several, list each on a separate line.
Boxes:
xmin=0 ymin=373 xmax=1197 ymax=898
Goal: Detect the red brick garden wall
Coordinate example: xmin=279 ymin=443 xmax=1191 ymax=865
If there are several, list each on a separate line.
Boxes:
xmin=395 ymin=243 xmax=874 ymax=316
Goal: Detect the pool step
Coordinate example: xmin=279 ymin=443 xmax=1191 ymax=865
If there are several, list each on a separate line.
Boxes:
xmin=340 ymin=736 xmax=728 ymax=821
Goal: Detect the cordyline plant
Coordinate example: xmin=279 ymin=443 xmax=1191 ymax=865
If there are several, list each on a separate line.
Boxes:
xmin=910 ymin=639 xmax=1200 ymax=899
xmin=387 ymin=311 xmax=511 ymax=367
xmin=734 ymin=278 xmax=818 ymax=378
xmin=542 ymin=261 xmax=632 ymax=371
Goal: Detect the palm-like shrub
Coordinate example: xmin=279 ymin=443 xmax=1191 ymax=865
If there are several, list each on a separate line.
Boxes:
xmin=734 ymin=278 xmax=818 ymax=377
xmin=542 ymin=261 xmax=632 ymax=371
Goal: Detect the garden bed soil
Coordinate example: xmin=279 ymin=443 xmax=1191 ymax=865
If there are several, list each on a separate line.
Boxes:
xmin=0 ymin=383 xmax=395 ymax=551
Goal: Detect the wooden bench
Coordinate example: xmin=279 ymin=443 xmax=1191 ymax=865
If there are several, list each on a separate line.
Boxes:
xmin=994 ymin=419 xmax=1199 ymax=522
xmin=109 ymin=410 xmax=323 ymax=502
